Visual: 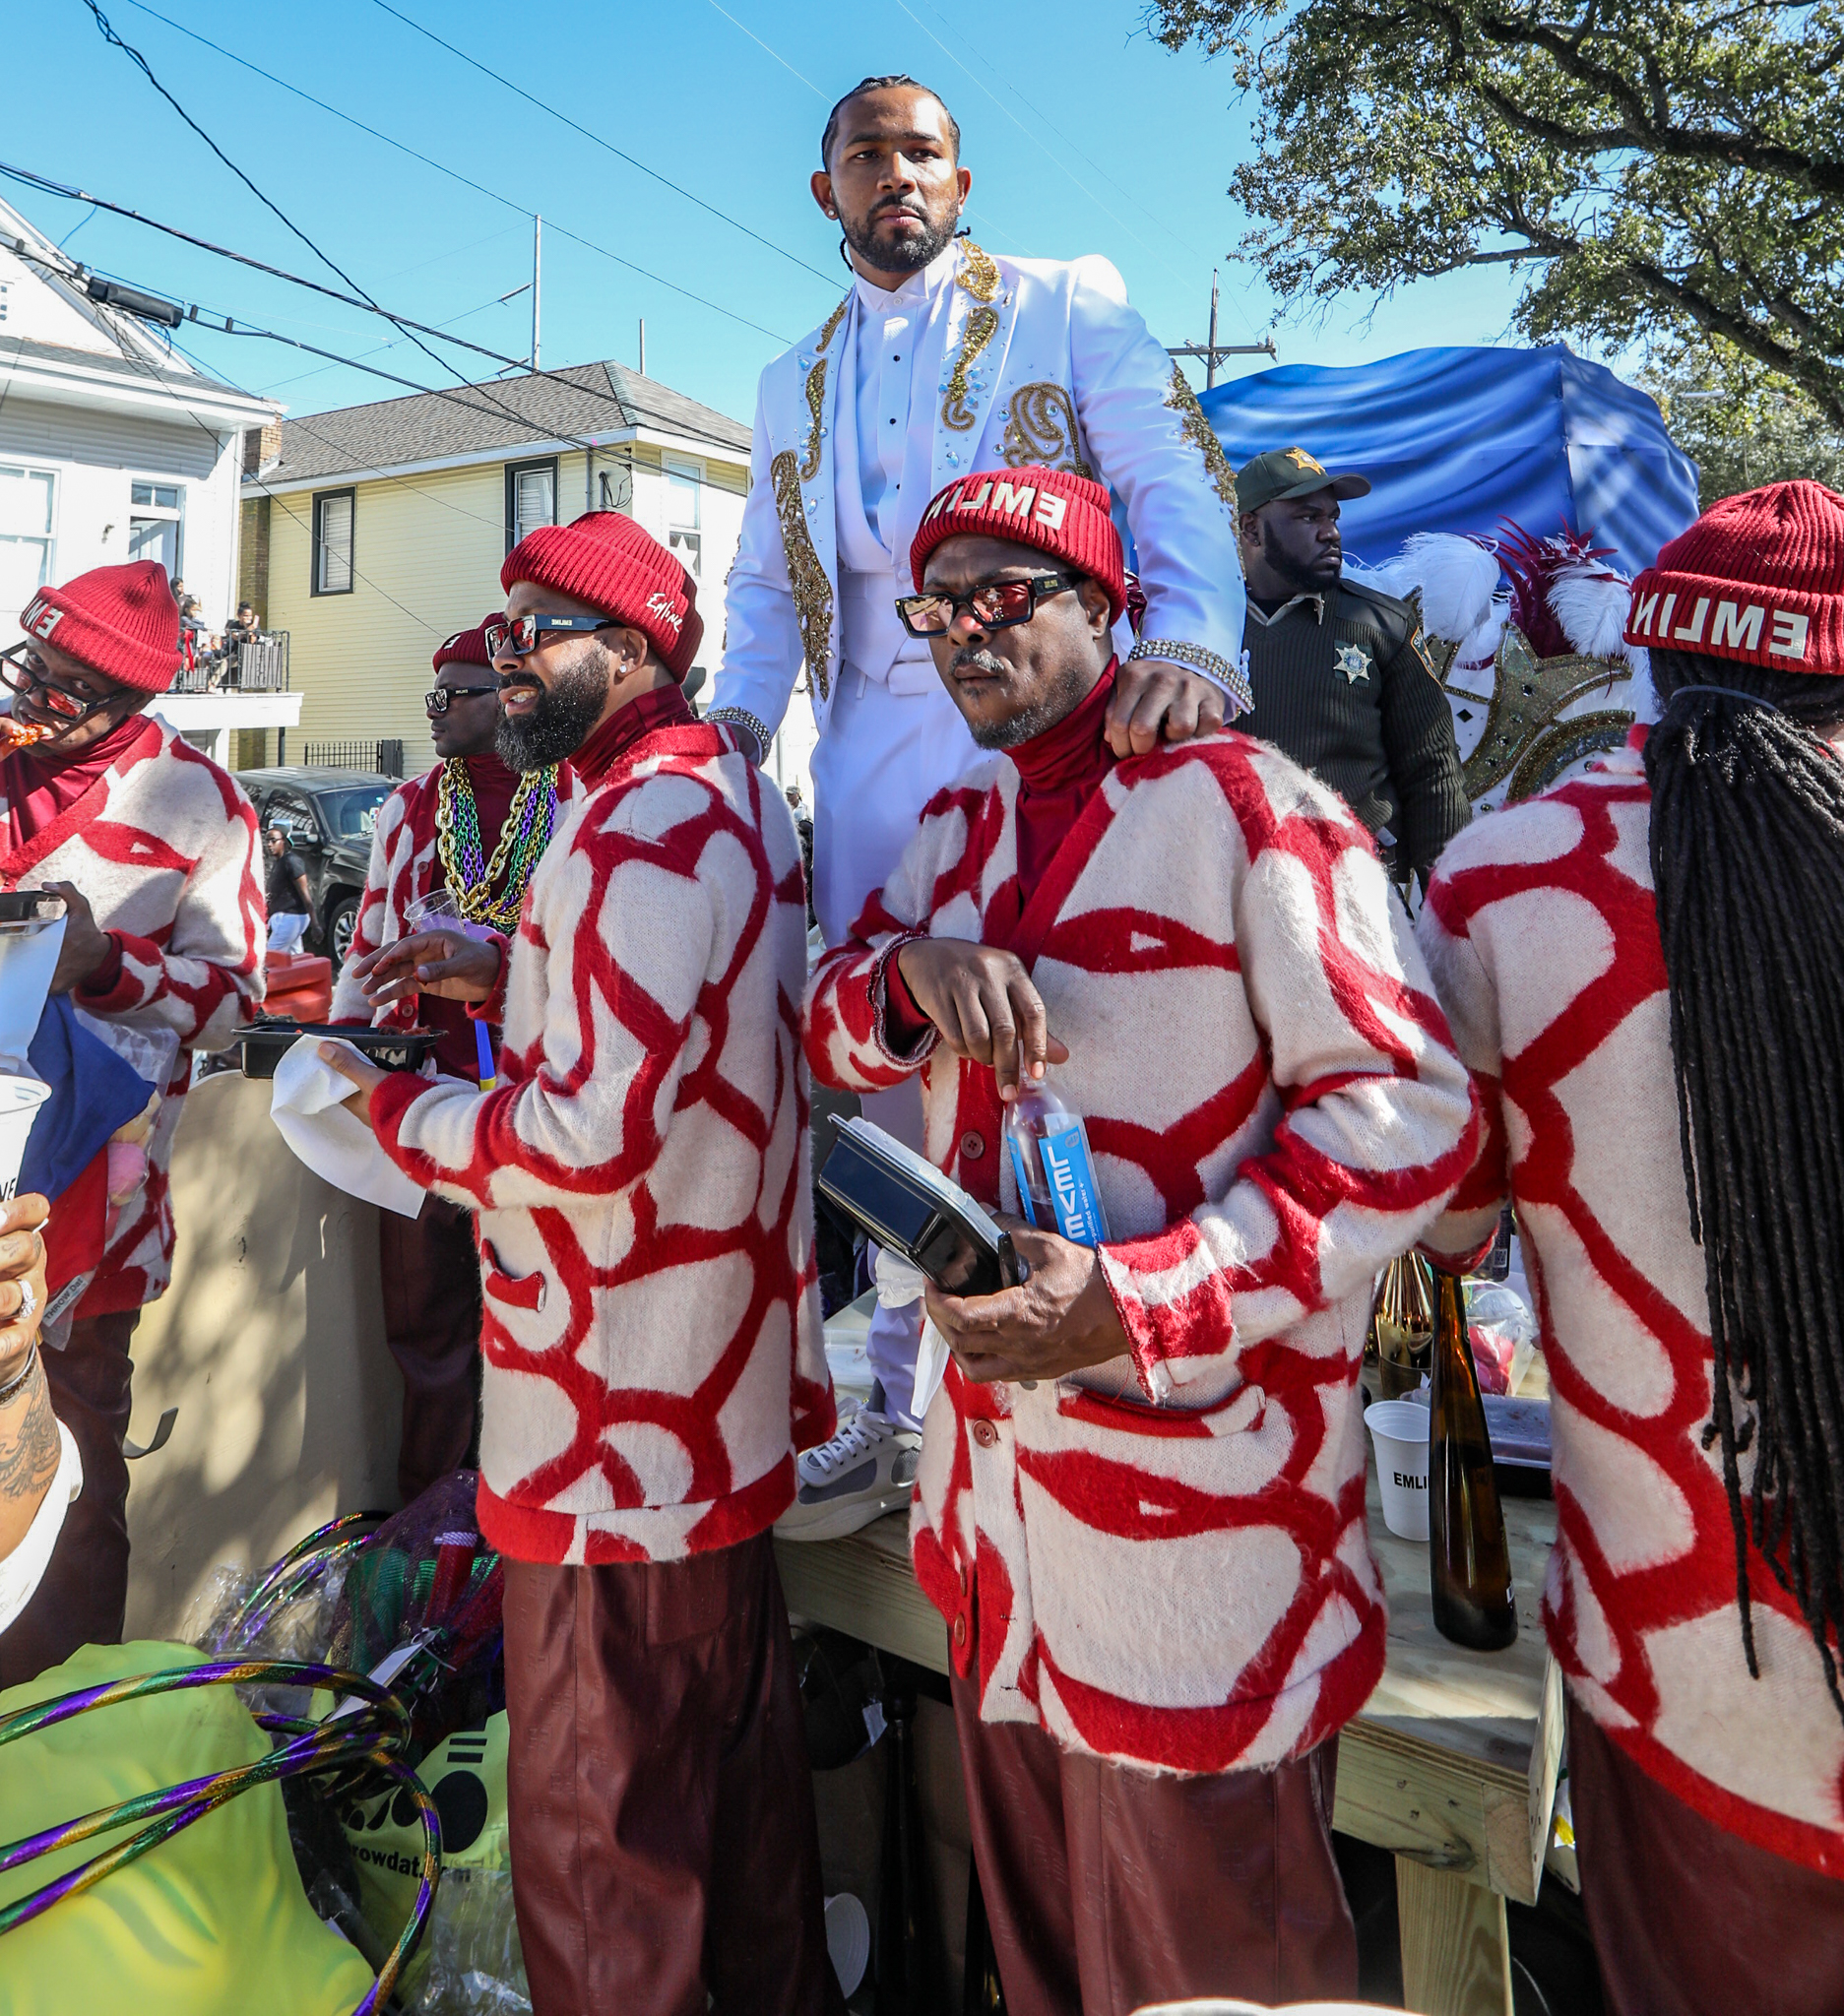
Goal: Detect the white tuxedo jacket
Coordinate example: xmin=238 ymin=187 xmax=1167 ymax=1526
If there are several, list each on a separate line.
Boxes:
xmin=712 ymin=240 xmax=1248 ymax=742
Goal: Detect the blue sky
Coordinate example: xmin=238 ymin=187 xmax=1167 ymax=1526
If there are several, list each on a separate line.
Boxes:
xmin=5 ymin=0 xmax=1531 ymax=427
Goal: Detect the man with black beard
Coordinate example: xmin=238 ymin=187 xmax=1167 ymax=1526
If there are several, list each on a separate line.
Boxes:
xmin=1235 ymin=447 xmax=1470 ymax=885
xmin=332 ymin=510 xmax=841 ymax=2016
xmin=713 ymin=74 xmax=1247 ymax=1529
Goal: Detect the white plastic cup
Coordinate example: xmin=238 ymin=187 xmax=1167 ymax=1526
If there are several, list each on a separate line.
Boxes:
xmin=823 ymin=1891 xmax=870 ymax=1997
xmin=0 ymin=1074 xmax=51 ymax=1205
xmin=1366 ymin=1398 xmax=1431 ymax=1542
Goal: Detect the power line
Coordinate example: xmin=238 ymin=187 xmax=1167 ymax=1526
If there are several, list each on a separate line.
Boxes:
xmin=109 ymin=0 xmax=794 ymax=345
xmin=369 ymin=0 xmax=839 ymax=288
xmin=0 ymin=164 xmax=757 ymax=463
xmin=704 ymin=0 xmax=824 ymax=94
xmin=79 ymin=0 xmax=607 ymax=461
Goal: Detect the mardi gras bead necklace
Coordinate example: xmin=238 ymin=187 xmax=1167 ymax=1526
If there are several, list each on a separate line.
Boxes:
xmin=434 ymin=760 xmax=561 ymax=933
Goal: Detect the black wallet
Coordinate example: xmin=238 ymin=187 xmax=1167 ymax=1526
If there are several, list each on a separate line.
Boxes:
xmin=818 ymin=1118 xmax=1022 ymax=1298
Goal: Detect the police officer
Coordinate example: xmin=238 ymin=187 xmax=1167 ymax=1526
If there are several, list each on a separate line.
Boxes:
xmin=1236 ymin=447 xmax=1469 ymax=884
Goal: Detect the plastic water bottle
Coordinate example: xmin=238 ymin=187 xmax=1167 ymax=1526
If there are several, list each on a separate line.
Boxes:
xmin=1002 ymin=1048 xmax=1110 ymax=1246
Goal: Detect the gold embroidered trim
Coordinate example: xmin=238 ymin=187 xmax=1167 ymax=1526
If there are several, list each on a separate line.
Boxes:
xmin=941 ymin=240 xmax=1002 ymax=432
xmin=1447 ymin=625 xmax=1633 ymax=800
xmin=798 ymin=296 xmax=851 ymax=480
xmin=800 ymin=360 xmax=828 ymax=480
xmin=771 ymin=449 xmax=833 ymax=702
xmin=1000 ymin=381 xmax=1093 ymax=478
xmin=1164 ymin=365 xmax=1239 ymax=518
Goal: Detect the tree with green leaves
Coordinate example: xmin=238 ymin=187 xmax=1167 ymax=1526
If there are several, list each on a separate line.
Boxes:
xmin=1149 ymin=0 xmax=1844 ymax=429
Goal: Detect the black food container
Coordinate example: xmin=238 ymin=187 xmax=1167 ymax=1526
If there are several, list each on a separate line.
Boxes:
xmin=228 ymin=1020 xmax=441 ymax=1080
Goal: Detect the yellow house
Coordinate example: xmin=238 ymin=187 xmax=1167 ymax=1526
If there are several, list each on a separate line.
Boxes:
xmin=238 ymin=361 xmax=816 ymax=784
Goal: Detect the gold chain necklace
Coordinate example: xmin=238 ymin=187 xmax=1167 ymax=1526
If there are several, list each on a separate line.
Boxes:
xmin=433 ymin=760 xmax=561 ymax=932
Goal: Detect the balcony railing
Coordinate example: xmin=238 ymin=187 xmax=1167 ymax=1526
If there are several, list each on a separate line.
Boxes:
xmin=170 ymin=632 xmax=290 ymax=694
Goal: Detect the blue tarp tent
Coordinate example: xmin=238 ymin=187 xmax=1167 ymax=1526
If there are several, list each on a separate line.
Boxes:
xmin=1198 ymin=344 xmax=1699 ymax=579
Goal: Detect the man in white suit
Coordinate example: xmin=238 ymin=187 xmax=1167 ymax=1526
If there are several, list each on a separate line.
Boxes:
xmin=712 ymin=76 xmax=1246 ymax=1527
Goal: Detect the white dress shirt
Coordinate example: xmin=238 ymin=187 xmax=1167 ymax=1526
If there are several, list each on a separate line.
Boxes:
xmin=837 ymin=247 xmax=959 ymax=684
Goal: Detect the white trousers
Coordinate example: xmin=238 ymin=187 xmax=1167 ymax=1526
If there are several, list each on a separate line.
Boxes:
xmin=812 ymin=665 xmax=979 ymax=1423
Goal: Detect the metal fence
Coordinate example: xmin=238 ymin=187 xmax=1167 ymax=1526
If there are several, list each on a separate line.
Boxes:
xmin=169 ymin=632 xmax=290 ymax=694
xmin=300 ymin=738 xmax=405 ymax=779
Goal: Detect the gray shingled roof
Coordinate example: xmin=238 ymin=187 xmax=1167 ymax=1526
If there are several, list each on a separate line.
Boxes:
xmin=259 ymin=360 xmax=750 ymax=485
xmin=0 ymin=331 xmax=233 ymax=391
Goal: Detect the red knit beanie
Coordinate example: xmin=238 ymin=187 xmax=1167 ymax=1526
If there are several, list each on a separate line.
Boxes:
xmin=19 ymin=561 xmax=180 ymax=693
xmin=1624 ymin=479 xmax=1844 ymax=674
xmin=432 ymin=613 xmax=499 ymax=674
xmin=500 ymin=511 xmax=703 ymax=680
xmin=910 ymin=466 xmax=1126 ymax=622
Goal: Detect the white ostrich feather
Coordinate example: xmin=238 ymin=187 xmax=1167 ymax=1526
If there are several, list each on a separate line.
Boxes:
xmin=1392 ymin=533 xmax=1504 ymax=643
xmin=1546 ymin=555 xmax=1641 ymax=664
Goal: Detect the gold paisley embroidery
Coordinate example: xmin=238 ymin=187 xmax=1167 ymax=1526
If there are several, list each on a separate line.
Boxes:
xmin=797 ymin=295 xmax=852 ymax=482
xmin=999 ymin=381 xmax=1093 ymax=478
xmin=941 ymin=240 xmax=1002 ymax=432
xmin=1164 ymin=365 xmax=1239 ymax=518
xmin=771 ymin=449 xmax=832 ymax=702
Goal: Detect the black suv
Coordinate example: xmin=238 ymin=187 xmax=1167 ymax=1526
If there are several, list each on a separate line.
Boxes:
xmin=239 ymin=766 xmax=395 ymax=968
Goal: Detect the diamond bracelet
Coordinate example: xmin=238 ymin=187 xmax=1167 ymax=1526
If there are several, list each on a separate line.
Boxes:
xmin=1127 ymin=638 xmax=1253 ymax=717
xmin=705 ymin=707 xmax=774 ymax=764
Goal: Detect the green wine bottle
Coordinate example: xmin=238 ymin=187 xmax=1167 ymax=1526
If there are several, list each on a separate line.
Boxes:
xmin=1429 ymin=1268 xmax=1518 ymax=1651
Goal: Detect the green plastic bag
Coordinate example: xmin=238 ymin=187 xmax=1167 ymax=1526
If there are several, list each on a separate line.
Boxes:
xmin=0 ymin=1641 xmax=377 ymax=2016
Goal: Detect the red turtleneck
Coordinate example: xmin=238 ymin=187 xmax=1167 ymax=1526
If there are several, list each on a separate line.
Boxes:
xmin=887 ymin=661 xmax=1117 ymax=1040
xmin=572 ymin=681 xmax=693 ymax=790
xmin=3 ymin=709 xmax=159 ymax=854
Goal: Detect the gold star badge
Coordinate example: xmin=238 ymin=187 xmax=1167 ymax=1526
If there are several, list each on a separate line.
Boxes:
xmin=1335 ymin=643 xmax=1372 ymax=684
xmin=1285 ymin=447 xmax=1325 ymax=473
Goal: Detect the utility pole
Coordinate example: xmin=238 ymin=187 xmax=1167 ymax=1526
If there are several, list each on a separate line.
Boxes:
xmin=531 ymin=214 xmax=541 ymax=373
xmin=637 ymin=318 xmax=647 ymax=378
xmin=1168 ymin=269 xmax=1275 ymax=388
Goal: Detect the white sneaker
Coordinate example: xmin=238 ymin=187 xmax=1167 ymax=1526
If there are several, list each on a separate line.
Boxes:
xmin=778 ymin=1392 xmax=921 ymax=1542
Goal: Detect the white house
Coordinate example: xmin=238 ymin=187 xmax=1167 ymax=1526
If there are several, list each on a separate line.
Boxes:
xmin=0 ymin=194 xmax=295 ymax=764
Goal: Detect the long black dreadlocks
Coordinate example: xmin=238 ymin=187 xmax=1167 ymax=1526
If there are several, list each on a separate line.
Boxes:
xmin=1644 ymin=646 xmax=1844 ymax=1725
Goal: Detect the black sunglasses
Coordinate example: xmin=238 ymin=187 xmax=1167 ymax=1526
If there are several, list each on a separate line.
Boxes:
xmin=484 ymin=613 xmax=620 ymax=659
xmin=894 ymin=571 xmax=1083 ymax=639
xmin=424 ymin=683 xmax=501 ymax=715
xmin=0 ymin=642 xmax=119 ymax=730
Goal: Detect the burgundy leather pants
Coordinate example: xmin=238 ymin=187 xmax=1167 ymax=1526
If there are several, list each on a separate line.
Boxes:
xmin=501 ymin=1532 xmax=844 ymax=2016
xmin=950 ymin=1639 xmax=1356 ymax=2015
xmin=378 ymin=1191 xmax=480 ymax=1503
xmin=1569 ymin=1697 xmax=1844 ymax=2016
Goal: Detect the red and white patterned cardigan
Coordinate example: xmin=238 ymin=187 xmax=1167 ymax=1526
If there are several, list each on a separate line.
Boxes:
xmin=1420 ymin=733 xmax=1844 ymax=1877
xmin=370 ymin=721 xmax=835 ymax=1566
xmin=329 ymin=759 xmax=578 ymax=1032
xmin=805 ymin=732 xmax=1478 ymax=1773
xmin=0 ymin=715 xmax=263 ymax=1312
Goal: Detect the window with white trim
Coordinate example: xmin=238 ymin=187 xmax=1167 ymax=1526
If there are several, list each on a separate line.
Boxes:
xmin=505 ymin=459 xmax=557 ymax=553
xmin=0 ymin=464 xmax=54 ymax=615
xmin=666 ymin=457 xmax=702 ymax=577
xmin=128 ymin=476 xmax=183 ymax=582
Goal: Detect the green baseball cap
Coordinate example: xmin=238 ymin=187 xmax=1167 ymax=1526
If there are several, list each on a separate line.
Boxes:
xmin=1236 ymin=447 xmax=1372 ymax=515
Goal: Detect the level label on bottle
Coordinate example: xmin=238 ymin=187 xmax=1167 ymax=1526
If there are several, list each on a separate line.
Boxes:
xmin=1010 ymin=1116 xmax=1108 ymax=1246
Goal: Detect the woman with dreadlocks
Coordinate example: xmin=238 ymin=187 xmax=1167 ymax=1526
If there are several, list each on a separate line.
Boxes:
xmin=1416 ymin=480 xmax=1844 ymax=2014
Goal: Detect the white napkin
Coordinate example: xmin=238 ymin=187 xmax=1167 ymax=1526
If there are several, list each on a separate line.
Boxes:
xmin=270 ymin=1036 xmax=424 ymax=1218
xmin=0 ymin=914 xmax=65 ymax=1064
xmin=873 ymin=1246 xmax=952 ymax=1421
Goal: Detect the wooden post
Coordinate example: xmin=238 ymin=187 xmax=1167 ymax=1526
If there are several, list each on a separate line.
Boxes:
xmin=1396 ymin=1857 xmax=1514 ymax=2016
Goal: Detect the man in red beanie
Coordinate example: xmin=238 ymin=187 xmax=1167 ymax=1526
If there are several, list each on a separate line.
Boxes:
xmin=1419 ymin=479 xmax=1844 ymax=2015
xmin=0 ymin=560 xmax=263 ymax=1684
xmin=805 ymin=467 xmax=1477 ymax=2011
xmin=330 ymin=617 xmax=574 ymax=1502
xmin=324 ymin=512 xmax=842 ymax=2016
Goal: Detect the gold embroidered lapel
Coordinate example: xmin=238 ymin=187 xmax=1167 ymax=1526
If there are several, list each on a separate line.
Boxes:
xmin=799 ymin=293 xmax=851 ymax=481
xmin=940 ymin=241 xmax=1001 ymax=432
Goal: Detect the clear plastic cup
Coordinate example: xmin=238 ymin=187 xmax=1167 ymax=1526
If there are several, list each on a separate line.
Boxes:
xmin=1366 ymin=1397 xmax=1431 ymax=1542
xmin=0 ymin=1074 xmax=51 ymax=1204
